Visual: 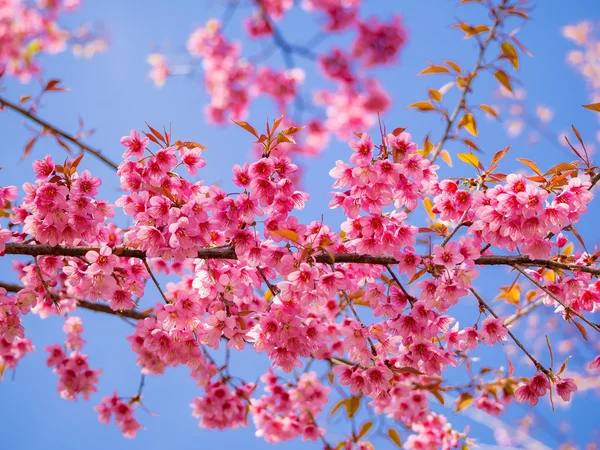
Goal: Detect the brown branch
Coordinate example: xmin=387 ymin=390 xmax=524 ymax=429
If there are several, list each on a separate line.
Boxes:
xmin=142 ymin=259 xmax=170 ymax=304
xmin=590 ymin=171 xmax=600 ymax=189
xmin=385 ymin=264 xmax=416 ymax=306
xmin=513 ymin=265 xmax=600 ymax=334
xmin=5 ymin=243 xmax=600 ymax=276
xmin=0 ymin=281 xmax=151 ymax=320
xmin=0 ymin=95 xmax=119 ymax=171
xmin=504 ymin=298 xmax=544 ymax=327
xmin=430 ymin=7 xmax=503 ymax=162
xmin=470 ymin=287 xmax=551 ymax=376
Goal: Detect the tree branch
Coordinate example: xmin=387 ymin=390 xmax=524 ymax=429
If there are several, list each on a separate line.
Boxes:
xmin=4 ymin=243 xmax=600 ymax=276
xmin=513 ymin=265 xmax=600 ymax=334
xmin=470 ymin=287 xmax=551 ymax=376
xmin=0 ymin=95 xmax=119 ymax=171
xmin=0 ymin=281 xmax=151 ymax=320
xmin=430 ymin=6 xmax=503 ymax=162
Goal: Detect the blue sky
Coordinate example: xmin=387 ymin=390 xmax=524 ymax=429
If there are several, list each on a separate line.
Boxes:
xmin=1 ymin=0 xmax=600 ymax=448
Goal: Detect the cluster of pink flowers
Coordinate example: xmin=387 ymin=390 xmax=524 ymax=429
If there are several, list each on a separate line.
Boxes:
xmin=251 ymin=370 xmax=329 ymax=443
xmin=352 ymin=16 xmax=407 ymax=67
xmin=371 ymin=370 xmax=431 ymax=426
xmin=244 ymin=0 xmax=293 ymax=36
xmin=0 ymin=0 xmax=105 ymax=82
xmin=4 ymin=116 xmax=599 ymax=447
xmin=95 ymin=391 xmax=142 ymax=438
xmin=0 ymin=336 xmax=34 ymax=371
xmin=330 ymin=132 xmax=435 ymax=254
xmin=187 ymin=20 xmax=253 ymax=123
xmin=45 ymin=316 xmax=101 ymax=401
xmin=404 ymin=413 xmax=463 ymax=450
xmin=252 ymin=67 xmax=305 ymax=110
xmin=431 ymin=174 xmax=593 ymax=259
xmin=190 ymin=380 xmax=255 ymax=430
xmin=0 ymin=286 xmax=24 ymax=343
xmin=302 ymin=0 xmax=361 ymax=31
xmin=150 ymin=2 xmax=407 ymax=157
xmin=13 ymin=155 xmax=114 ymax=246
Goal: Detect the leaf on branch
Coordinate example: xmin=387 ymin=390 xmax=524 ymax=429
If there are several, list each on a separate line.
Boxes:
xmin=452 ymin=22 xmax=489 ymax=38
xmin=557 ymin=356 xmax=571 ymax=376
xmin=463 ymin=139 xmax=480 ymax=152
xmin=347 ymin=396 xmax=360 ymax=418
xmin=145 ymin=122 xmax=166 ymax=145
xmin=479 ymin=104 xmax=499 ymax=120
xmin=457 ymin=153 xmax=481 ymax=170
xmin=445 ymin=60 xmax=462 ymax=73
xmin=232 ymin=120 xmax=259 ymax=138
xmin=583 ymin=103 xmax=600 ymax=112
xmin=491 ymin=145 xmax=511 ymax=165
xmin=394 ymin=366 xmax=424 ymax=375
xmin=174 ymin=140 xmax=207 ymax=150
xmin=516 ymin=158 xmax=541 ymax=175
xmin=387 ymin=428 xmax=403 ymax=448
xmin=500 ymin=41 xmax=519 ymax=69
xmin=428 ymin=89 xmax=442 ymax=102
xmin=545 ymin=335 xmax=554 ymax=368
xmin=573 ymin=320 xmax=588 ymax=341
xmin=457 ymin=113 xmax=478 ymax=137
xmin=20 ymin=95 xmax=32 ymax=103
xmin=330 ymin=398 xmax=348 ymax=417
xmin=423 ymin=198 xmax=435 ymax=221
xmin=440 ymin=149 xmax=453 ymax=167
xmin=494 ymin=70 xmax=513 ymax=92
xmin=357 ymin=421 xmax=373 ymax=439
xmin=408 ymin=101 xmax=436 ymax=111
xmin=418 ymin=64 xmax=450 ymax=75
xmin=455 ymin=392 xmax=473 ymax=413
xmin=22 ymin=137 xmax=37 ymax=158
xmin=44 ymin=79 xmax=68 ymax=92
xmin=271 ymin=229 xmax=300 ymax=244
xmin=431 ymin=389 xmax=445 ymax=405
xmin=408 ymin=268 xmax=426 ymax=284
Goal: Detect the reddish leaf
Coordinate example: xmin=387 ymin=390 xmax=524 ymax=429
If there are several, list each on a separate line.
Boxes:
xmin=44 ymin=79 xmax=67 ymax=92
xmin=491 ymin=145 xmax=511 ymax=166
xmin=516 ymin=158 xmax=541 ymax=175
xmin=22 ymin=137 xmax=37 ymax=158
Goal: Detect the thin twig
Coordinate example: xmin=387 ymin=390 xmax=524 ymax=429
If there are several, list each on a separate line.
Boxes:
xmin=142 ymin=259 xmax=170 ymax=304
xmin=504 ymin=298 xmax=544 ymax=327
xmin=384 ymin=264 xmax=416 ymax=306
xmin=430 ymin=8 xmax=503 ymax=162
xmin=0 ymin=95 xmax=119 ymax=171
xmin=470 ymin=287 xmax=551 ymax=376
xmin=5 ymin=243 xmax=600 ymax=276
xmin=0 ymin=281 xmax=151 ymax=320
xmin=513 ymin=265 xmax=600 ymax=334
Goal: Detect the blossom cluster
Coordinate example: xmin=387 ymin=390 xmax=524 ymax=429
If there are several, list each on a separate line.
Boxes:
xmin=95 ymin=391 xmax=142 ymax=438
xmin=45 ymin=316 xmax=101 ymax=401
xmin=149 ymin=2 xmax=407 ymax=157
xmin=1 ymin=122 xmax=599 ymax=447
xmin=250 ymin=370 xmax=329 ymax=443
xmin=0 ymin=0 xmax=105 ymax=82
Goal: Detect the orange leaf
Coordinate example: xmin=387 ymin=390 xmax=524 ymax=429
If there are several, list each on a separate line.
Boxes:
xmin=418 ymin=65 xmax=450 ymax=75
xmin=479 ymin=104 xmax=499 ymax=119
xmin=583 ymin=103 xmax=600 ymax=112
xmin=491 ymin=145 xmax=510 ymax=165
xmin=457 ymin=113 xmax=478 ymax=137
xmin=494 ymin=70 xmax=513 ymax=92
xmin=408 ymin=101 xmax=436 ymax=111
xmin=271 ymin=229 xmax=300 ymax=244
xmin=516 ymin=158 xmax=541 ymax=175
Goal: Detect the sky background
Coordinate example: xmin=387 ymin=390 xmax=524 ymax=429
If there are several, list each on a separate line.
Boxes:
xmin=1 ymin=0 xmax=600 ymax=449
